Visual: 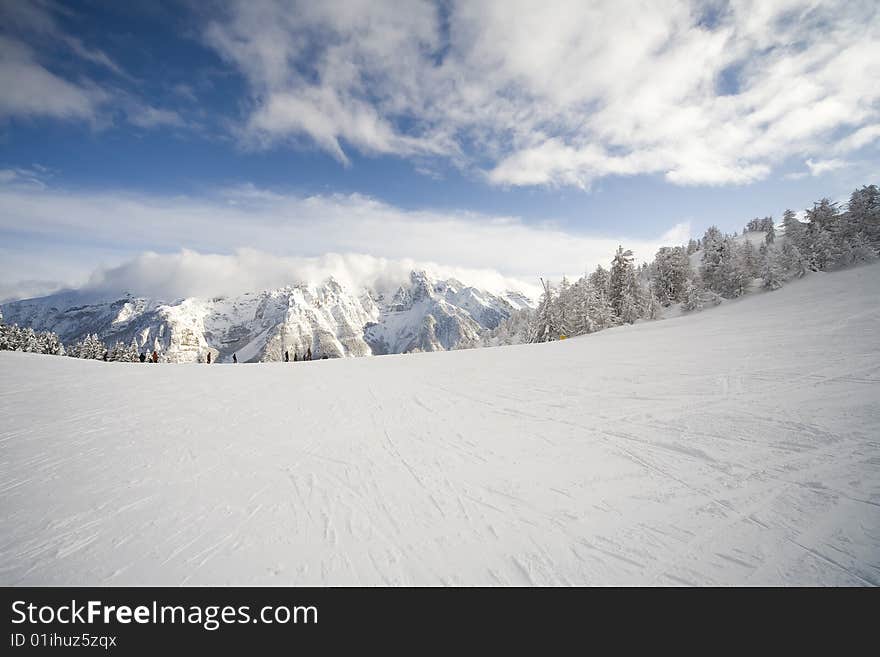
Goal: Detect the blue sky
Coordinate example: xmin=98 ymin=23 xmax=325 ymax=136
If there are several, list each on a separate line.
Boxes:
xmin=1 ymin=0 xmax=878 ymax=300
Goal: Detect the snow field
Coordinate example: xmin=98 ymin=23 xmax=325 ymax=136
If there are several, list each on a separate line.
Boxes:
xmin=1 ymin=263 xmax=878 ymax=585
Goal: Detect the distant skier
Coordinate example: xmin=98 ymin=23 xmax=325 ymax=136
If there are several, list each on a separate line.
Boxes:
xmin=151 ymin=350 xmax=158 ymax=363
xmin=284 ymin=350 xmax=289 ymax=362
xmin=102 ymin=350 xmax=108 ymax=362
xmin=306 ymin=346 xmax=312 ymax=361
xmin=232 ymin=353 xmax=238 ymax=364
xmin=207 ymin=352 xmax=212 ymax=364
xmin=139 ymin=352 xmax=146 ymax=363
xmin=293 ymin=352 xmax=299 ymax=362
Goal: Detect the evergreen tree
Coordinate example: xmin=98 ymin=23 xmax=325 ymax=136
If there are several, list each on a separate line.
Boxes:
xmin=644 ymin=284 xmax=662 ymax=320
xmin=619 ymin=291 xmax=641 ymax=324
xmin=846 ymin=185 xmax=880 ymax=247
xmin=781 ymin=242 xmax=807 ymax=278
xmin=805 ymin=198 xmax=840 ymax=235
xmin=810 ymin=229 xmax=836 ymax=271
xmin=703 ymin=235 xmax=748 ymax=298
xmin=652 ymin=245 xmax=691 ymax=305
xmin=530 ymin=279 xmax=558 ymax=343
xmin=609 ymin=246 xmax=640 ymax=320
xmin=556 ymin=276 xmax=574 ymax=337
xmin=782 ymin=209 xmax=807 ymax=252
xmin=760 ymin=244 xmax=784 ymax=290
xmin=23 ymin=327 xmax=38 ymax=352
xmin=682 ymin=279 xmax=703 ymax=312
xmin=572 ymin=280 xmax=597 ymax=335
xmin=588 ymin=265 xmax=610 ymax=295
xmin=588 ymin=284 xmax=616 ymax=330
xmin=700 ymin=226 xmax=725 ymax=292
xmin=79 ymin=334 xmax=105 ymax=359
xmin=739 ymin=239 xmax=759 ymax=278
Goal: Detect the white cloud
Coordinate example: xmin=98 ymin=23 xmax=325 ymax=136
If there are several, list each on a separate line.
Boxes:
xmin=124 ymin=103 xmax=185 ymax=129
xmin=0 ymin=35 xmax=101 ymax=121
xmin=833 ymin=124 xmax=880 ymax=153
xmin=62 ymin=36 xmax=127 ymax=78
xmin=0 ymin=166 xmax=51 ymax=189
xmin=0 ymin=2 xmax=179 ymax=129
xmin=80 ymin=250 xmax=542 ymax=301
xmin=805 ymin=158 xmax=850 ymax=176
xmin=0 ymin=183 xmax=691 ymax=300
xmin=201 ymin=0 xmax=880 ymax=188
xmin=0 ymin=278 xmax=66 ymax=304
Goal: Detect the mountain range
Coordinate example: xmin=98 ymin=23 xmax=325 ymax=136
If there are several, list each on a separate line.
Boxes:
xmin=0 ymin=271 xmax=532 ymax=362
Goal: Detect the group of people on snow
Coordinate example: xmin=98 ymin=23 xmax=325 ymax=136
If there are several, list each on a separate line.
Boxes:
xmin=282 ymin=347 xmax=312 ymax=363
xmin=200 ymin=346 xmax=313 ymax=364
xmin=129 ymin=350 xmax=159 ymax=363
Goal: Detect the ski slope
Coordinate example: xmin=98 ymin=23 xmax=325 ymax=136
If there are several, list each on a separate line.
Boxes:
xmin=1 ymin=264 xmax=879 ymax=586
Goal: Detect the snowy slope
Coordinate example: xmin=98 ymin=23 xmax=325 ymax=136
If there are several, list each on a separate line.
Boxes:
xmin=1 ymin=263 xmax=878 ymax=585
xmin=0 ymin=271 xmax=527 ymax=362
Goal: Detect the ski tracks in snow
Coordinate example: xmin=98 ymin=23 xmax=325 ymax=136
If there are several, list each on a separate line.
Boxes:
xmin=1 ymin=264 xmax=879 ymax=584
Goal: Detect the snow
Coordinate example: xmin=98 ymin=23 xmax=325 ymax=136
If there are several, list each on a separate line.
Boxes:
xmin=1 ymin=271 xmax=527 ymax=363
xmin=1 ymin=264 xmax=879 ymax=585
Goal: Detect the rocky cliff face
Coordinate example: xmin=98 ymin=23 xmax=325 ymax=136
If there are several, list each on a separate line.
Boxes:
xmin=1 ymin=271 xmax=532 ymax=362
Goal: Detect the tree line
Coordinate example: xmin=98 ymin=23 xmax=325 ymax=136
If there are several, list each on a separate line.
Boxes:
xmin=0 ymin=310 xmax=145 ymax=362
xmin=470 ymin=184 xmax=879 ymax=347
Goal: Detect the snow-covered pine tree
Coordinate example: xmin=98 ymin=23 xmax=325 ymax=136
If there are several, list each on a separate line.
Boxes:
xmin=809 ymin=229 xmax=836 ymax=271
xmin=739 ymin=239 xmax=758 ymax=278
xmin=108 ymin=341 xmax=123 ymax=361
xmin=609 ymin=246 xmax=641 ymax=321
xmin=588 ymin=284 xmax=616 ymax=330
xmin=760 ymin=244 xmax=784 ymax=290
xmin=23 ymin=327 xmax=38 ymax=352
xmin=781 ymin=242 xmax=807 ymax=278
xmin=66 ymin=338 xmax=81 ymax=358
xmin=782 ymin=209 xmax=807 ymax=252
xmin=530 ymin=278 xmax=558 ymax=343
xmin=652 ymin=245 xmax=691 ymax=306
xmin=701 ymin=225 xmax=723 ymax=251
xmin=570 ymin=279 xmax=595 ymax=335
xmin=846 ymin=185 xmax=880 ymax=248
xmin=699 ymin=226 xmax=725 ymax=292
xmin=557 ymin=276 xmax=574 ymax=337
xmin=1 ymin=324 xmax=19 ymax=351
xmin=588 ymin=264 xmax=610 ymax=295
xmin=682 ymin=274 xmax=721 ymax=312
xmin=38 ymin=331 xmax=63 ymax=355
xmin=619 ymin=291 xmax=641 ymax=324
xmin=80 ymin=334 xmax=91 ymax=359
xmin=644 ymin=283 xmax=662 ymax=320
xmin=846 ymin=233 xmax=879 ymax=265
xmin=707 ymin=236 xmax=748 ymax=298
xmin=81 ymin=333 xmax=105 ymax=359
xmin=682 ymin=278 xmax=702 ymax=312
xmin=490 ymin=308 xmax=534 ymax=346
xmin=805 ymin=198 xmax=840 ymax=235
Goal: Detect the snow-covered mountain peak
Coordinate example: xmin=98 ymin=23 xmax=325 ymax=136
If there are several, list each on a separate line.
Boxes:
xmin=1 ymin=271 xmax=533 ymax=363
